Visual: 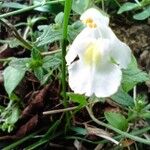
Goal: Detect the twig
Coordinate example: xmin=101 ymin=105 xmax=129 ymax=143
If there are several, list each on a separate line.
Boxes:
xmin=43 ymin=106 xmax=78 ymax=115
xmin=41 ymin=49 xmax=61 ymax=56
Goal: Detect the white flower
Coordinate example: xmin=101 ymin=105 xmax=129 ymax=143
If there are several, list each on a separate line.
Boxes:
xmin=66 ymin=8 xmax=131 ymax=97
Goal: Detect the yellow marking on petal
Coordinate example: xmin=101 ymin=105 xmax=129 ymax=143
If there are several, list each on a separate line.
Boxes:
xmin=83 ymin=42 xmax=101 ymax=65
xmin=82 ymin=17 xmax=97 ymax=28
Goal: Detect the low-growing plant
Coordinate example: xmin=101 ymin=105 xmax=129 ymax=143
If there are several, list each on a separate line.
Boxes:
xmin=0 ymin=0 xmax=150 ymax=149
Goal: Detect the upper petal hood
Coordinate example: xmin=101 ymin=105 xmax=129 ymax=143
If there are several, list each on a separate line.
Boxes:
xmin=80 ymin=8 xmax=109 ymax=27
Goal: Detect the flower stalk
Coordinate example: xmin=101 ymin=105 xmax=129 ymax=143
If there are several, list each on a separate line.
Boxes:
xmin=61 ymin=0 xmax=72 ymax=106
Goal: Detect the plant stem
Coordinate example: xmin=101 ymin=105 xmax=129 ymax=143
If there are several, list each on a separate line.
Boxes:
xmin=41 ymin=49 xmax=61 ymax=56
xmin=2 ymin=129 xmax=43 ymax=150
xmin=43 ymin=106 xmax=78 ymax=115
xmin=86 ymin=106 xmax=150 ymax=145
xmin=61 ymin=0 xmax=72 ymax=106
xmin=101 ymin=0 xmax=105 ymax=11
xmin=113 ymin=0 xmax=121 ymax=7
xmin=0 ymin=19 xmax=32 ymax=50
xmin=0 ymin=0 xmax=64 ymax=19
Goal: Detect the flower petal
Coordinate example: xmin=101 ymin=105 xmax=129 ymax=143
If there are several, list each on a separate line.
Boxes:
xmin=68 ymin=60 xmax=122 ymax=97
xmin=65 ymin=46 xmax=77 ymax=65
xmin=110 ymin=41 xmax=131 ymax=69
xmin=68 ymin=60 xmax=91 ymax=95
xmin=99 ymin=26 xmax=131 ymax=68
xmin=93 ymin=63 xmax=122 ymax=97
xmin=80 ymin=8 xmax=109 ymax=27
xmin=65 ymin=28 xmax=91 ymax=65
xmin=66 ymin=28 xmax=103 ymax=66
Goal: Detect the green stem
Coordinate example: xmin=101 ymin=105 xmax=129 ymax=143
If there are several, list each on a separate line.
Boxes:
xmin=0 ymin=0 xmax=64 ymax=19
xmin=61 ymin=0 xmax=72 ymax=106
xmin=67 ymin=126 xmax=150 ymax=145
xmin=113 ymin=0 xmax=121 ymax=7
xmin=86 ymin=106 xmax=150 ymax=145
xmin=2 ymin=129 xmax=43 ymax=150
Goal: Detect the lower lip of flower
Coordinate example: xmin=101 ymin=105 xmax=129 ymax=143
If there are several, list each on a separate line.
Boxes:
xmin=83 ymin=42 xmax=101 ymax=66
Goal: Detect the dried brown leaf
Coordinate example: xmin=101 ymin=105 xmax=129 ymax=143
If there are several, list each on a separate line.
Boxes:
xmin=86 ymin=125 xmax=119 ymax=145
xmin=21 ymin=84 xmax=49 ymax=118
xmin=0 ymin=115 xmax=38 ymax=140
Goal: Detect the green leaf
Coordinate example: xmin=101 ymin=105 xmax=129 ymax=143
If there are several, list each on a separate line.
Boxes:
xmin=39 ymin=52 xmax=62 ymax=84
xmin=9 ymin=58 xmax=30 ymax=71
xmin=133 ymin=6 xmax=150 ymax=20
xmin=71 ymin=127 xmax=87 ymax=135
xmin=43 ymin=52 xmax=62 ymax=70
xmin=0 ymin=105 xmax=5 ymax=113
xmin=111 ymin=88 xmax=134 ymax=107
xmin=33 ymin=0 xmax=63 ymax=13
xmin=29 ymin=48 xmax=43 ymax=69
xmin=0 ymin=2 xmax=2 ymax=7
xmin=141 ymin=0 xmax=150 ymax=5
xmin=105 ymin=112 xmax=128 ymax=131
xmin=3 ymin=66 xmax=26 ymax=96
xmin=72 ymin=0 xmax=93 ymax=14
xmin=35 ymin=25 xmax=62 ymax=47
xmin=1 ymin=2 xmax=27 ymax=9
xmin=5 ymin=106 xmax=20 ymax=125
xmin=31 ymin=48 xmax=42 ymax=60
xmin=68 ymin=21 xmax=84 ymax=42
xmin=122 ymin=55 xmax=149 ymax=92
xmin=27 ymin=16 xmax=47 ymax=28
xmin=67 ymin=92 xmax=87 ymax=106
xmin=1 ymin=100 xmax=21 ymax=133
xmin=118 ymin=2 xmax=138 ymax=14
xmin=34 ymin=67 xmax=44 ymax=81
xmin=0 ymin=38 xmax=21 ymax=48
xmin=55 ymin=12 xmax=64 ymax=25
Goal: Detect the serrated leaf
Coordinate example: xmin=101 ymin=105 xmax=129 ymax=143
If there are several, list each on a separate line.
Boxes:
xmin=105 ymin=112 xmax=128 ymax=131
xmin=3 ymin=66 xmax=26 ymax=96
xmin=67 ymin=92 xmax=87 ymax=106
xmin=133 ymin=6 xmax=150 ymax=20
xmin=43 ymin=52 xmax=62 ymax=70
xmin=35 ymin=25 xmax=62 ymax=47
xmin=9 ymin=58 xmax=30 ymax=71
xmin=111 ymin=88 xmax=134 ymax=107
xmin=118 ymin=2 xmax=138 ymax=14
xmin=122 ymin=56 xmax=149 ymax=92
xmin=40 ymin=52 xmax=62 ymax=84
